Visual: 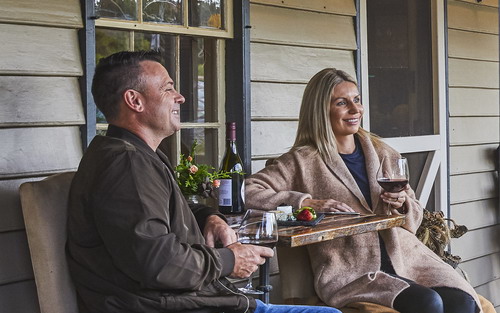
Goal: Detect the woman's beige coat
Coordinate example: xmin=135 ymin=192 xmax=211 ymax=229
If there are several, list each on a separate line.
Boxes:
xmin=245 ymin=132 xmax=481 ymax=311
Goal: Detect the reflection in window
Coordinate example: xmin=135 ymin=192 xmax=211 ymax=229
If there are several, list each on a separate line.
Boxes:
xmin=367 ymin=0 xmax=433 ymax=137
xmin=143 ymin=0 xmax=183 ymax=25
xmin=95 ymin=0 xmax=138 ymax=20
xmin=180 ymin=37 xmax=217 ymax=123
xmin=189 ymin=0 xmax=223 ymax=29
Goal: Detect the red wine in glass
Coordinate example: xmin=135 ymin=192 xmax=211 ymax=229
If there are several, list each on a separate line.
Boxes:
xmin=377 ymin=178 xmax=409 ymax=193
xmin=376 ymin=157 xmax=409 ymax=213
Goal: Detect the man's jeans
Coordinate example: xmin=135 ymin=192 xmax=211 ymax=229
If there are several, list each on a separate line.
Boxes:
xmin=255 ymin=300 xmax=342 ymax=313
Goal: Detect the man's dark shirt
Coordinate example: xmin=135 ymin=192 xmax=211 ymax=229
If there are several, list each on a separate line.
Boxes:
xmin=66 ymin=125 xmax=253 ymax=313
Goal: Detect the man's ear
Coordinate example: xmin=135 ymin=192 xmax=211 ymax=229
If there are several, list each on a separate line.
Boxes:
xmin=123 ymin=89 xmax=145 ymax=113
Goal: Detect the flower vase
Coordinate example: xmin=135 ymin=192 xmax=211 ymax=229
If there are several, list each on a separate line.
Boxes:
xmin=185 ymin=194 xmax=206 ymax=205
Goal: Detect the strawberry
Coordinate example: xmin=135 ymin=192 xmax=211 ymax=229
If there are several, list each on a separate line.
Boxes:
xmin=296 ymin=209 xmax=314 ymax=221
xmin=294 ymin=207 xmax=317 ymax=221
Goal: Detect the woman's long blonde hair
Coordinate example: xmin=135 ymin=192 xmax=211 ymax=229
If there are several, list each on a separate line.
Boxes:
xmin=292 ymin=68 xmax=379 ymax=162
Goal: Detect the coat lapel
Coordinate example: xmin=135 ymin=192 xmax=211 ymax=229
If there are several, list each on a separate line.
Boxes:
xmin=324 ymin=152 xmax=373 ymax=213
xmin=357 ymin=134 xmax=384 ymax=211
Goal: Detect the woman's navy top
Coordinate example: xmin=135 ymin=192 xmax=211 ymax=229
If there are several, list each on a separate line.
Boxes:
xmin=339 ymin=137 xmax=396 ymax=274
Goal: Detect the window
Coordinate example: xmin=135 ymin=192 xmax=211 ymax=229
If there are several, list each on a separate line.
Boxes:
xmin=94 ymin=0 xmax=230 ymax=166
xmin=364 ymin=0 xmax=446 ymax=212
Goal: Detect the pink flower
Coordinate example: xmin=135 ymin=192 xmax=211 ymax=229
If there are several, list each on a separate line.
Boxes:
xmin=187 ymin=156 xmax=193 ymax=162
xmin=189 ymin=165 xmax=198 ymax=174
xmin=212 ymin=179 xmax=220 ymax=188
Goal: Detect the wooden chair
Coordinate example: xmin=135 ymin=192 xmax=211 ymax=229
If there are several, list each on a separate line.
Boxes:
xmin=19 ymin=172 xmax=78 ymax=313
xmin=276 ymin=246 xmax=495 ymax=313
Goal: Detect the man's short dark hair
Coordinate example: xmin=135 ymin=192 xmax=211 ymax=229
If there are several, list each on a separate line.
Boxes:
xmin=91 ymin=50 xmax=162 ymax=122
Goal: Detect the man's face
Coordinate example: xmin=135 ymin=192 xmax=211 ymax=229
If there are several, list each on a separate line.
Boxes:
xmin=139 ymin=61 xmax=185 ymax=138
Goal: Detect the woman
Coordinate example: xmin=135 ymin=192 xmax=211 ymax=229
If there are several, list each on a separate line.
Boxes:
xmin=245 ymin=68 xmax=481 ymax=313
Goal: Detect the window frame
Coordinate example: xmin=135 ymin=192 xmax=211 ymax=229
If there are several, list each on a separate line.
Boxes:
xmin=81 ymin=0 xmax=251 ymax=173
xmin=358 ymin=0 xmax=449 ymax=214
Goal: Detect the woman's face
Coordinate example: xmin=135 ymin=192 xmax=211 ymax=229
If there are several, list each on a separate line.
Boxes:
xmin=329 ymin=81 xmax=363 ymax=139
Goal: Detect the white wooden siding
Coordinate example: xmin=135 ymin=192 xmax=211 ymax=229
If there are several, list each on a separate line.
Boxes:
xmin=449 ymin=88 xmax=499 ymax=116
xmin=448 ymin=1 xmax=500 ymax=307
xmin=450 ymin=144 xmax=498 ymax=175
xmin=250 ymin=0 xmax=356 ymax=16
xmin=0 ymin=127 xmax=82 ymax=179
xmin=449 ymin=117 xmax=499 ymax=145
xmin=452 ymin=225 xmax=500 ymax=261
xmin=0 ymin=0 xmax=82 ymax=28
xmin=251 ymin=82 xmax=304 ymax=119
xmin=448 ymin=1 xmax=499 ymax=34
xmin=448 ymin=29 xmax=499 ymax=61
xmin=451 ymin=199 xmax=500 ymax=230
xmin=450 ymin=172 xmax=498 ymax=204
xmin=448 ymin=59 xmax=499 ymax=89
xmin=0 ymin=24 xmax=83 ymax=76
xmin=0 ymin=178 xmax=40 ymax=232
xmin=0 ymin=76 xmax=85 ymax=127
xmin=251 ymin=121 xmax=298 ymax=157
xmin=251 ymin=43 xmax=356 ymax=83
xmin=251 ymin=3 xmax=357 ymax=49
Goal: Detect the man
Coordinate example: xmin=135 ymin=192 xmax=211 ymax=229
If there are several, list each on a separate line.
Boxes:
xmin=67 ymin=51 xmax=341 ymax=313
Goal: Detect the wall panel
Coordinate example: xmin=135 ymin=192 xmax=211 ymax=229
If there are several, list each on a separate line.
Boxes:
xmin=449 ymin=88 xmax=499 ymax=117
xmin=451 ymin=199 xmax=500 ymax=230
xmin=0 ymin=127 xmax=82 ymax=179
xmin=0 ymin=0 xmax=82 ymax=28
xmin=0 ymin=178 xmax=41 ymax=232
xmin=475 ymin=280 xmax=500 ymax=309
xmin=251 ymin=43 xmax=356 ymax=83
xmin=452 ymin=225 xmax=500 ymax=261
xmin=251 ymin=4 xmax=356 ymax=49
xmin=0 ymin=24 xmax=82 ymax=76
xmin=450 ymin=172 xmax=498 ymax=204
xmin=448 ymin=1 xmax=499 ymax=34
xmin=459 ymin=252 xmax=500 ymax=287
xmin=449 ymin=117 xmax=499 ymax=145
xmin=448 ymin=59 xmax=499 ymax=89
xmin=251 ymin=121 xmax=298 ymax=157
xmin=250 ymin=0 xmax=356 ymax=15
xmin=450 ymin=144 xmax=498 ymax=175
xmin=0 ymin=76 xmax=85 ymax=127
xmin=448 ymin=29 xmax=499 ymax=61
xmin=251 ymin=82 xmax=304 ymax=119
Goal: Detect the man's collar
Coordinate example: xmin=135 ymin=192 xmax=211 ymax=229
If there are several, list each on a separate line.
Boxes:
xmin=106 ymin=124 xmax=155 ymax=153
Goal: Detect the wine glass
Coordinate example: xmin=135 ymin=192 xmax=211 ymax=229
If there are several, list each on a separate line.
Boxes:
xmin=376 ymin=157 xmax=409 ymax=213
xmin=236 ymin=209 xmax=278 ymax=294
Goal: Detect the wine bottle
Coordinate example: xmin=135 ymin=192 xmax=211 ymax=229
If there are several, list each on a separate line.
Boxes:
xmin=218 ymin=122 xmax=245 ymax=214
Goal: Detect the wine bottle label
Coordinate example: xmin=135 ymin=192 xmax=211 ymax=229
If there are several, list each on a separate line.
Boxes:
xmin=218 ymin=179 xmax=232 ymax=206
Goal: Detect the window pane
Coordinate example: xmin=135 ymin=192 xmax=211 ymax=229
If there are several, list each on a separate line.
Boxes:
xmin=95 ymin=29 xmax=131 ymax=132
xmin=180 ymin=128 xmax=218 ymax=167
xmin=134 ymin=32 xmax=177 ymax=78
xmin=367 ymin=0 xmax=433 ymax=137
xmin=95 ymin=0 xmax=138 ymax=21
xmin=143 ymin=0 xmax=183 ymax=25
xmin=180 ymin=37 xmax=218 ymax=123
xmin=189 ymin=0 xmax=224 ymax=29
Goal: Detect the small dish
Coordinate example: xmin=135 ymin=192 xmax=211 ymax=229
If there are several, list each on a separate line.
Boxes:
xmin=277 ymin=213 xmax=325 ymax=227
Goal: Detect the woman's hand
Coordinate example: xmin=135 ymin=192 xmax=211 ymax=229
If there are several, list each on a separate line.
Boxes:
xmin=301 ymin=199 xmax=354 ymax=212
xmin=380 ymin=185 xmax=409 ymax=213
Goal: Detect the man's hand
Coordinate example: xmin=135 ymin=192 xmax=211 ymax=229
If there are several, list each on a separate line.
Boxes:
xmin=301 ymin=198 xmax=354 ymax=212
xmin=226 ymin=242 xmax=274 ymax=278
xmin=203 ymin=215 xmax=237 ymax=247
